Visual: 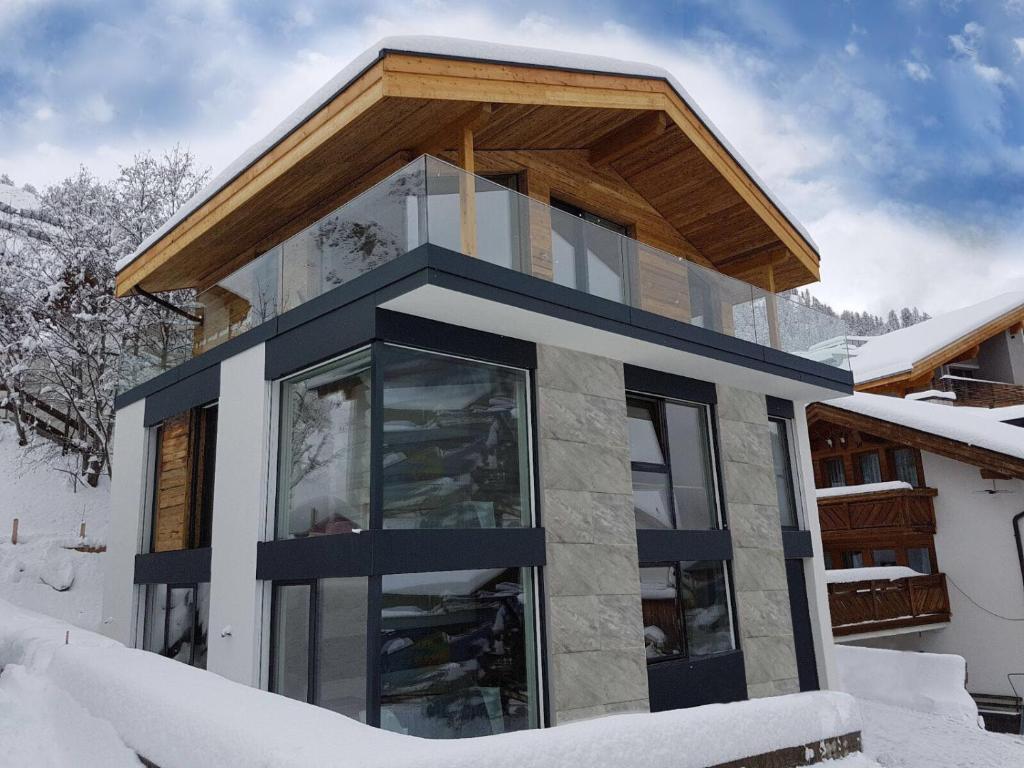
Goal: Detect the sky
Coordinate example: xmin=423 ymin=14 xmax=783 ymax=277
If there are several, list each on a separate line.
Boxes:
xmin=1 ymin=0 xmax=1022 ymax=315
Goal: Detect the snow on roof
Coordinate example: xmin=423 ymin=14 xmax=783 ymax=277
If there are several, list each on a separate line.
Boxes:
xmin=825 ymin=566 xmax=923 ymax=584
xmin=850 ymin=292 xmax=1024 ymax=384
xmin=825 ymin=391 xmax=1024 ymax=461
xmin=116 ymin=35 xmax=818 ymax=274
xmin=816 ymin=481 xmax=913 ymax=499
xmin=905 ymin=389 xmax=955 ymax=402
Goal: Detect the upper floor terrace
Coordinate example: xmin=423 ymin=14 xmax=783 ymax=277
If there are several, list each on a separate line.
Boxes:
xmin=113 ymin=38 xmax=851 ymax=401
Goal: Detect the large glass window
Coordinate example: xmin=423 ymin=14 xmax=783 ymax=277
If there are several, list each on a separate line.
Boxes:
xmin=270 ymin=577 xmax=368 ymax=722
xmin=277 ymin=351 xmax=372 ymax=538
xmin=379 ymin=568 xmax=537 ymax=738
xmin=769 ymin=418 xmax=799 ymax=528
xmin=858 ymin=452 xmax=882 ymax=484
xmin=627 ymin=397 xmax=719 ymax=530
xmin=893 ymin=448 xmax=921 ymax=487
xmin=381 ymin=347 xmax=531 ymax=529
xmin=641 ymin=561 xmax=734 ymax=661
xmin=143 ymin=583 xmax=210 ymax=669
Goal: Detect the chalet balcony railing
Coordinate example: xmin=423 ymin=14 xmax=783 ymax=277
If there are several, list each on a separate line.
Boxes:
xmin=936 ymin=375 xmax=1024 ymax=408
xmin=818 ymin=486 xmax=938 ymax=535
xmin=117 ymin=155 xmax=850 ymax=393
xmin=828 ymin=574 xmax=951 ymax=636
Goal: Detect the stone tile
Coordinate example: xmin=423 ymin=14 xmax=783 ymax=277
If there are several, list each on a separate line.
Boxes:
xmin=554 ymin=704 xmax=608 ymax=724
xmin=728 ymin=503 xmax=785 ymax=550
xmin=540 ymin=439 xmax=631 ymax=494
xmin=742 ymin=635 xmax=798 ymax=686
xmin=538 ymin=388 xmax=628 ymax=449
xmin=546 ymin=543 xmax=640 ymax=597
xmin=553 ymin=651 xmax=607 ymax=711
xmin=597 ymin=651 xmax=649 ymax=704
xmin=746 ymin=678 xmax=800 ymax=699
xmin=735 ymin=589 xmax=795 ymax=639
xmin=722 ymin=460 xmax=777 ymax=506
xmin=604 ymin=699 xmax=650 ymax=715
xmin=597 ymin=594 xmax=646 ymax=651
xmin=732 ymin=546 xmax=788 ymax=592
xmin=591 ymin=493 xmax=637 ymax=546
xmin=718 ymin=419 xmax=772 ymax=468
xmin=548 ymin=595 xmax=601 ymax=654
xmin=536 ymin=345 xmax=625 ymax=400
xmin=542 ymin=490 xmax=636 ymax=546
xmin=715 ymin=386 xmax=767 ymax=424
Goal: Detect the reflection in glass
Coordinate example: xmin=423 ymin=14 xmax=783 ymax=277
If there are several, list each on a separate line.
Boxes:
xmin=679 ymin=561 xmax=735 ymax=657
xmin=277 ymin=350 xmax=372 ymax=538
xmin=272 ymin=583 xmax=311 ymax=704
xmin=632 ymin=471 xmax=673 ymax=529
xmin=143 ymin=583 xmax=209 ymax=669
xmin=893 ymin=448 xmax=920 ymax=487
xmin=381 ymin=347 xmax=531 ymax=529
xmin=666 ymin=403 xmax=717 ymax=529
xmin=640 ymin=566 xmax=684 ymax=659
xmin=872 ymin=549 xmax=898 ymax=567
xmin=859 ymin=452 xmax=882 ymax=484
xmin=317 ymin=578 xmax=368 ymax=721
xmin=379 ymin=568 xmax=536 ymax=738
xmin=627 ymin=401 xmax=666 ymax=465
xmin=769 ymin=418 xmax=798 ymax=528
xmin=907 ymin=547 xmax=932 ymax=575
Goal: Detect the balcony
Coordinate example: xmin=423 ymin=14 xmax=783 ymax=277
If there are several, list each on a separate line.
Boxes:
xmin=936 ymin=375 xmax=1024 ymax=408
xmin=818 ymin=486 xmax=938 ymax=536
xmin=828 ymin=573 xmax=951 ymax=637
xmin=118 ymin=155 xmax=850 ymax=393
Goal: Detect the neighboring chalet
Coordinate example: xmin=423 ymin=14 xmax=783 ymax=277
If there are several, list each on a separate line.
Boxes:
xmin=808 ymin=292 xmax=1024 ymax=731
xmin=103 ymin=38 xmax=854 ymax=739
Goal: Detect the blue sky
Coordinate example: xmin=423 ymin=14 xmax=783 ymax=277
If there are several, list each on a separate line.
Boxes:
xmin=1 ymin=0 xmax=1022 ymax=313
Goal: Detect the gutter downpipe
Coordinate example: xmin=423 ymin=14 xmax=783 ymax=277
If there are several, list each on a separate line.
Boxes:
xmin=1014 ymin=511 xmax=1024 ymax=598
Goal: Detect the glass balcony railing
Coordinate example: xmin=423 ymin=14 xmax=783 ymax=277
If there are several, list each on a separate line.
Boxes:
xmin=118 ymin=155 xmax=849 ymax=392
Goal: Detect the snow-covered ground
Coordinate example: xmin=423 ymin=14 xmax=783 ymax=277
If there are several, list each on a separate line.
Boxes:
xmin=0 ymin=423 xmax=110 ymax=631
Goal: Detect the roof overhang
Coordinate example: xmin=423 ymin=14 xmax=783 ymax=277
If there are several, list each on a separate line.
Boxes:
xmin=115 ymin=38 xmax=821 ymax=298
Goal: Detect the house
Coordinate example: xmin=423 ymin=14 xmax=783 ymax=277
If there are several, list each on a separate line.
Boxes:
xmin=808 ymin=293 xmax=1024 ymax=731
xmin=102 ymin=36 xmax=853 ymax=738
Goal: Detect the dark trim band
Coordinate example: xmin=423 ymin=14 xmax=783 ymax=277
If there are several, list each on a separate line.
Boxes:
xmin=134 ymin=547 xmax=212 ymax=584
xmin=782 ymin=529 xmax=814 ymax=559
xmin=636 ymin=529 xmax=733 ymax=564
xmin=143 ymin=366 xmax=220 ymax=426
xmin=767 ymin=396 xmax=795 ymax=420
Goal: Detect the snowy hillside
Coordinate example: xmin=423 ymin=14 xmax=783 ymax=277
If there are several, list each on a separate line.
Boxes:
xmin=0 ymin=178 xmax=57 ymax=255
xmin=0 ymin=422 xmax=110 ymax=632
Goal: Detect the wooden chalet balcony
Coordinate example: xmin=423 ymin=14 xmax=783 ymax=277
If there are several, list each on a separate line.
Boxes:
xmin=828 ymin=573 xmax=951 ymax=636
xmin=936 ymin=375 xmax=1024 ymax=408
xmin=117 ymin=156 xmax=850 ymax=393
xmin=818 ymin=486 xmax=938 ymax=535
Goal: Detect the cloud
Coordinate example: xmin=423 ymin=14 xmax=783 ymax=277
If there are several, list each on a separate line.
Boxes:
xmin=904 ymin=60 xmax=932 ymax=81
xmin=1014 ymin=37 xmax=1024 ymax=60
xmin=845 ymin=42 xmax=859 ymax=56
xmin=949 ymin=21 xmax=1014 ymax=87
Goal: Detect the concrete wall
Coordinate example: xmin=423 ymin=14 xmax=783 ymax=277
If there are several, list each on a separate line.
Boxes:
xmin=853 ymin=453 xmax=1024 ymax=698
xmin=717 ymin=386 xmax=800 ymax=698
xmin=206 ymin=344 xmax=272 ymax=686
xmin=535 ymin=344 xmax=649 ymax=723
xmin=100 ymin=399 xmax=149 ymax=645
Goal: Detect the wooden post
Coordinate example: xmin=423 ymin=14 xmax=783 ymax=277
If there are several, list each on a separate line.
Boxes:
xmin=765 ymin=262 xmax=782 ymax=350
xmin=79 ymin=521 xmax=86 ymax=539
xmin=11 ymin=518 xmax=17 ymax=545
xmin=457 ymin=125 xmax=477 ymax=257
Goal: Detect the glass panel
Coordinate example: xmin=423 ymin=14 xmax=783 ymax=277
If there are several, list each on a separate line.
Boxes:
xmin=843 ymin=551 xmax=864 ymax=568
xmin=872 ymin=549 xmax=898 ymax=567
xmin=893 ymin=448 xmax=920 ymax=487
xmin=907 ymin=547 xmax=932 ymax=575
xmin=277 ymin=350 xmax=372 ymax=539
xmin=679 ymin=561 xmax=734 ymax=656
xmin=769 ymin=418 xmax=799 ymax=528
xmin=379 ymin=568 xmax=536 ymax=738
xmin=197 ymin=247 xmax=281 ymax=354
xmin=272 ymin=583 xmax=311 ymax=704
xmin=143 ymin=583 xmax=168 ymax=654
xmin=166 ymin=586 xmax=196 ymax=664
xmin=640 ymin=566 xmax=684 ymax=659
xmin=381 ymin=347 xmax=531 ymax=530
xmin=550 ymin=208 xmax=579 ymax=290
xmin=583 ymin=225 xmax=625 ymax=302
xmin=666 ymin=403 xmax=718 ymax=529
xmin=317 ymin=577 xmax=368 ymax=722
xmin=193 ymin=582 xmax=210 ymax=670
xmin=825 ymin=458 xmax=846 ymax=487
xmin=632 ymin=470 xmax=674 ymax=529
xmin=859 ymin=453 xmax=882 ymax=484
xmin=627 ymin=400 xmax=666 ymax=465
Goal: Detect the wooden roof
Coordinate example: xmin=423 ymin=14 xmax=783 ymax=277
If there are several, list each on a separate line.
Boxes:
xmin=807 ymin=401 xmax=1024 ymax=479
xmin=115 ymin=44 xmax=822 ymax=297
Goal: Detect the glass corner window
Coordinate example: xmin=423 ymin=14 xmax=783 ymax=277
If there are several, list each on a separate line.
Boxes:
xmin=276 ymin=350 xmax=372 ymax=539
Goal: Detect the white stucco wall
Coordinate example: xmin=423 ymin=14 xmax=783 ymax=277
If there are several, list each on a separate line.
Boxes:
xmin=206 ymin=343 xmax=272 ymax=685
xmin=100 ymin=399 xmax=150 ymax=645
xmin=855 ymin=452 xmax=1024 ymax=698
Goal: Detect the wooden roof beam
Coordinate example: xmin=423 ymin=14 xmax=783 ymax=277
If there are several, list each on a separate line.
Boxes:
xmin=412 ymin=103 xmax=497 ymax=157
xmin=589 ymin=111 xmax=668 ymax=167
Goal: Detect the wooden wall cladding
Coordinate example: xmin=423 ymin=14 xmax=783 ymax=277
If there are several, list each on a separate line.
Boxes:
xmin=152 ymin=412 xmax=195 ymax=552
xmin=818 ymin=488 xmax=937 ymax=534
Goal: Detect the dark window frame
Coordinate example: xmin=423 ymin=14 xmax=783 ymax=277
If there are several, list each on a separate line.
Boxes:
xmin=769 ymin=416 xmax=801 ymax=530
xmin=145 ymin=581 xmax=208 ymax=668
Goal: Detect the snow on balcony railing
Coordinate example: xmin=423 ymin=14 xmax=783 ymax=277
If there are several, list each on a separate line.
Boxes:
xmin=118 ymin=156 xmax=850 ymax=393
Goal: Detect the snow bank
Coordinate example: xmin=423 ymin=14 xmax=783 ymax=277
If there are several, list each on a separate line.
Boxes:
xmin=816 ymin=481 xmax=912 ymax=499
xmin=825 ymin=567 xmax=923 ymax=584
xmin=905 ymin=390 xmax=956 ymax=402
xmin=3 ymin=600 xmax=865 ymax=768
xmin=835 ymin=645 xmax=978 ymax=725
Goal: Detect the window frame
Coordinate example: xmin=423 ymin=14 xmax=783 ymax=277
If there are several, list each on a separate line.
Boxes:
xmin=768 ymin=416 xmax=801 ymax=530
xmin=855 ymin=450 xmax=883 ymax=485
xmin=823 ymin=457 xmax=847 ymax=488
xmin=144 ymin=580 xmax=209 ymax=668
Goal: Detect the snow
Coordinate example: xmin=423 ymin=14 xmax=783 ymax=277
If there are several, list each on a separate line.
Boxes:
xmin=905 ymin=389 xmax=956 ymax=402
xmin=0 ymin=182 xmax=41 ymax=212
xmin=0 ymin=423 xmax=110 ymax=631
xmin=825 ymin=567 xmax=923 ymax=584
xmin=816 ymin=481 xmax=913 ymax=499
xmin=850 ymin=292 xmax=1024 ymax=384
xmin=825 ymin=391 xmax=1024 ymax=461
xmin=1 ymin=600 xmax=867 ymax=768
xmin=836 ymin=645 xmax=978 ymax=724
xmin=116 ymin=35 xmax=817 ymax=275
xmin=960 ymin=403 xmax=1024 ymax=422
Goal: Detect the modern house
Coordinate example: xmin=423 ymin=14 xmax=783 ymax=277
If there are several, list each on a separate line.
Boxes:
xmin=808 ymin=292 xmax=1024 ymax=730
xmin=102 ymin=37 xmax=853 ymax=738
